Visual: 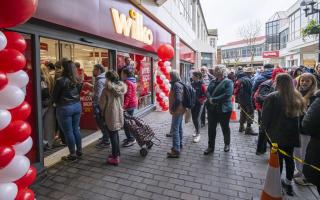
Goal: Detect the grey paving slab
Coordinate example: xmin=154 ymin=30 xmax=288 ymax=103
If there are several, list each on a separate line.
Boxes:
xmin=32 ymin=111 xmax=319 ymax=200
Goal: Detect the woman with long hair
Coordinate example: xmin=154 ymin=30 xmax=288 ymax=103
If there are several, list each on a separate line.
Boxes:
xmin=294 ymin=73 xmax=317 ymax=185
xmin=52 ymin=60 xmax=83 ymax=161
xmin=41 ymin=65 xmax=56 ymax=150
xmin=262 ymin=73 xmax=305 ymax=196
xmin=100 ymin=70 xmax=127 ymax=165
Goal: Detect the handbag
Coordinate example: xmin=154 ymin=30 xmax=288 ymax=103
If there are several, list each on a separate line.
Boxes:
xmin=206 ymin=79 xmax=228 ymax=113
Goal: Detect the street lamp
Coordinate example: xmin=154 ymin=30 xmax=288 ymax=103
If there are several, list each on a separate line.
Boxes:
xmin=301 ymin=0 xmax=320 ymax=63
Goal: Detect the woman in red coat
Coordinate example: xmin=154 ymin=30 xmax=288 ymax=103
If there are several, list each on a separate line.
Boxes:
xmin=121 ymin=68 xmax=138 ymax=147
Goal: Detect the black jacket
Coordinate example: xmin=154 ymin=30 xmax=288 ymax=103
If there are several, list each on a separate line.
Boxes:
xmin=262 ymin=92 xmax=300 ymax=148
xmin=52 ymin=76 xmax=82 ymax=106
xmin=302 ymin=91 xmax=320 ymax=187
xmin=235 ymin=73 xmax=253 ymax=107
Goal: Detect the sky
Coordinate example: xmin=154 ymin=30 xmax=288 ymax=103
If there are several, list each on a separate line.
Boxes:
xmin=200 ymin=0 xmax=298 ymax=46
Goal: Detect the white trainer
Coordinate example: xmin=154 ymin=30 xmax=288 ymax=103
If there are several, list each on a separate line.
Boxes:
xmin=193 ymin=134 xmax=200 ymax=143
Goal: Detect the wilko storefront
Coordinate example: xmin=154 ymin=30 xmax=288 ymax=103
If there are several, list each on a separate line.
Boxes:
xmin=9 ymin=0 xmax=173 ymax=170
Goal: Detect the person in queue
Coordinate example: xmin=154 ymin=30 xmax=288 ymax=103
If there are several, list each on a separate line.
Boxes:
xmin=41 ymin=65 xmax=56 ymax=150
xmin=191 ymin=71 xmax=206 ymax=143
xmin=85 ymin=64 xmax=111 ymax=149
xmin=234 ymin=67 xmax=256 ymax=135
xmin=293 ymin=73 xmax=317 ymax=186
xmin=313 ymin=63 xmax=320 ymax=88
xmin=302 ymin=89 xmax=320 ymax=195
xmin=52 ymin=60 xmax=83 ymax=161
xmin=99 ymin=70 xmax=127 ymax=165
xmin=121 ymin=68 xmax=138 ymax=147
xmin=262 ymin=73 xmax=305 ymax=196
xmin=167 ymin=70 xmax=185 ymax=158
xmin=204 ymin=65 xmax=234 ymax=155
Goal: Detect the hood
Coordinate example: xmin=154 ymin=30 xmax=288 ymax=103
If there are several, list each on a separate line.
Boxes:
xmin=126 ymin=77 xmax=137 ymax=83
xmin=236 ymin=72 xmax=247 ymax=79
xmin=106 ymin=81 xmax=127 ymax=97
xmin=272 ymin=68 xmax=285 ymax=81
xmin=261 ymin=69 xmax=273 ymax=79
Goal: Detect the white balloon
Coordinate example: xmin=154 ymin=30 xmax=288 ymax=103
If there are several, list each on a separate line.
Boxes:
xmin=13 ymin=137 xmax=33 ymax=156
xmin=163 ymin=97 xmax=169 ymax=102
xmin=166 ymin=66 xmax=172 ymax=71
xmin=168 ymin=84 xmax=171 ymax=89
xmin=164 ymin=61 xmax=171 ymax=67
xmin=164 ymin=79 xmax=170 ymax=84
xmin=0 ymin=31 xmax=7 ymax=51
xmin=0 ymin=85 xmax=25 ymax=110
xmin=0 ymin=110 xmax=11 ymax=131
xmin=7 ymin=70 xmax=29 ymax=88
xmin=0 ymin=156 xmax=30 ymax=183
xmin=159 ymin=92 xmax=165 ymax=98
xmin=0 ymin=183 xmax=18 ymax=200
xmin=160 ymin=75 xmax=165 ymax=80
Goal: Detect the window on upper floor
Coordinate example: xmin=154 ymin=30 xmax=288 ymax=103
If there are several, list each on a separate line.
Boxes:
xmin=174 ymin=0 xmax=193 ymax=26
xmin=289 ymin=9 xmax=301 ymax=41
xmin=280 ymin=28 xmax=289 ymax=49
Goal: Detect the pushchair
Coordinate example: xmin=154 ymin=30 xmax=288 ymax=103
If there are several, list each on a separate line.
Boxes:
xmin=123 ymin=112 xmax=157 ymax=157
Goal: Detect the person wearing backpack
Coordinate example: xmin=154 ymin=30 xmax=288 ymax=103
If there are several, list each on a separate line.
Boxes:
xmin=191 ymin=71 xmax=206 ymax=143
xmin=234 ymin=67 xmax=256 ymax=135
xmin=204 ymin=65 xmax=234 ymax=155
xmin=255 ymin=68 xmax=285 ymax=155
xmin=262 ymin=73 xmax=305 ymax=196
xmin=167 ymin=70 xmax=186 ymax=158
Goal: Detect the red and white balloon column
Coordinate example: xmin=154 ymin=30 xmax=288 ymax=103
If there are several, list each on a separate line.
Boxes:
xmin=0 ymin=1 xmax=38 ymax=200
xmin=155 ymin=44 xmax=174 ymax=111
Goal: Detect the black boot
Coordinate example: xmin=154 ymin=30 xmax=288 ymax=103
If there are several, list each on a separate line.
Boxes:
xmin=245 ymin=126 xmax=258 ymax=135
xmin=238 ymin=124 xmax=245 ymax=132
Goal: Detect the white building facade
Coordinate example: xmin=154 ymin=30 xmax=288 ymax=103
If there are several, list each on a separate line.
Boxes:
xmin=276 ymin=0 xmax=320 ymax=68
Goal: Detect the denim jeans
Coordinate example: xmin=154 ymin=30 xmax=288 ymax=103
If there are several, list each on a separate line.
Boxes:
xmin=170 ymin=114 xmax=183 ymax=152
xmin=109 ymin=130 xmax=120 ymax=157
xmin=191 ymin=103 xmax=204 ymax=134
xmin=56 ymin=102 xmax=82 ymax=155
xmin=124 ymin=109 xmax=135 ymax=141
xmin=93 ymin=104 xmax=110 ymax=143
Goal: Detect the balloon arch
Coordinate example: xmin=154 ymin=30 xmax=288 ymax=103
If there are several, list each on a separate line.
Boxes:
xmin=155 ymin=44 xmax=174 ymax=111
xmin=0 ymin=0 xmax=38 ymax=200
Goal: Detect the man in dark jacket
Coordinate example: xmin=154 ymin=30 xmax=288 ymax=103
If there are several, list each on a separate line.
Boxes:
xmin=85 ymin=64 xmax=110 ymax=148
xmin=252 ymin=64 xmax=274 ymax=96
xmin=302 ymin=91 xmax=320 ymax=195
xmin=234 ymin=67 xmax=256 ymax=135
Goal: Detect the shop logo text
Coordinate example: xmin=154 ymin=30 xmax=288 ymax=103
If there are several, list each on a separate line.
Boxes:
xmin=111 ymin=8 xmax=153 ymax=45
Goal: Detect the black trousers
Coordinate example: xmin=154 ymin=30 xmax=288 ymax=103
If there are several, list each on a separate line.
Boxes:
xmin=279 ymin=146 xmax=295 ymax=181
xmin=201 ymin=106 xmax=206 ymax=125
xmin=108 ymin=128 xmax=120 ymax=157
xmin=207 ymin=110 xmax=232 ymax=149
xmin=256 ymin=110 xmax=267 ymax=153
xmin=191 ymin=103 xmax=204 ymax=134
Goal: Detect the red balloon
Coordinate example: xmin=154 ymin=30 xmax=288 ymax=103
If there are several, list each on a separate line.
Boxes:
xmin=9 ymin=101 xmax=31 ymax=121
xmin=160 ymin=66 xmax=167 ymax=74
xmin=164 ymin=90 xmax=170 ymax=96
xmin=156 ymin=96 xmax=162 ymax=103
xmin=158 ymin=61 xmax=164 ymax=67
xmin=163 ymin=106 xmax=169 ymax=111
xmin=4 ymin=31 xmax=27 ymax=53
xmin=0 ymin=145 xmax=15 ymax=168
xmin=0 ymin=49 xmax=26 ymax=73
xmin=156 ymin=92 xmax=160 ymax=98
xmin=15 ymin=166 xmax=37 ymax=190
xmin=0 ymin=0 xmax=38 ymax=28
xmin=160 ymin=101 xmax=166 ymax=108
xmin=15 ymin=188 xmax=35 ymax=200
xmin=157 ymin=44 xmax=174 ymax=61
xmin=156 ymin=79 xmax=163 ymax=85
xmin=159 ymin=84 xmax=166 ymax=91
xmin=0 ymin=71 xmax=8 ymax=91
xmin=0 ymin=121 xmax=31 ymax=145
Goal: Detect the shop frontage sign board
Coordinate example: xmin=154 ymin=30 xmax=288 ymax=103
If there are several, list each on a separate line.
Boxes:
xmin=263 ymin=51 xmax=279 ymax=58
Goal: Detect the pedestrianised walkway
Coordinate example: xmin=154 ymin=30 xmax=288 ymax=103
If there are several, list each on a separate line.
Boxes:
xmin=32 ymin=111 xmax=319 ymax=200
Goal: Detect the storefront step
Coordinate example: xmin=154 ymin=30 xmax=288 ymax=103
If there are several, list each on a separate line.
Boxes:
xmin=44 ymin=130 xmax=102 ymax=168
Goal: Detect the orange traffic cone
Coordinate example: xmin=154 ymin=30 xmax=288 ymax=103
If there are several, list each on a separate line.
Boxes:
xmin=260 ymin=144 xmax=282 ymax=200
xmin=230 ymin=95 xmax=238 ymax=121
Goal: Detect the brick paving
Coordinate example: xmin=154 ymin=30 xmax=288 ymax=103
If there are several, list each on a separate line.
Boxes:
xmin=32 ymin=111 xmax=319 ymax=200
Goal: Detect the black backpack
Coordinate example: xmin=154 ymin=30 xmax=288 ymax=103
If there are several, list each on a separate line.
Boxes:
xmin=180 ymin=82 xmax=196 ymax=109
xmin=256 ymin=80 xmax=274 ymax=106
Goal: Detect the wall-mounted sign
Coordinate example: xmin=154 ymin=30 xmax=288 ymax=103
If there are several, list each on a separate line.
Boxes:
xmin=111 ymin=8 xmax=153 ymax=45
xmin=263 ymin=51 xmax=279 ymax=58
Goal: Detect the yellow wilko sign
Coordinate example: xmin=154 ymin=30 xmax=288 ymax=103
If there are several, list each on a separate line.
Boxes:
xmin=111 ymin=8 xmax=153 ymax=45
